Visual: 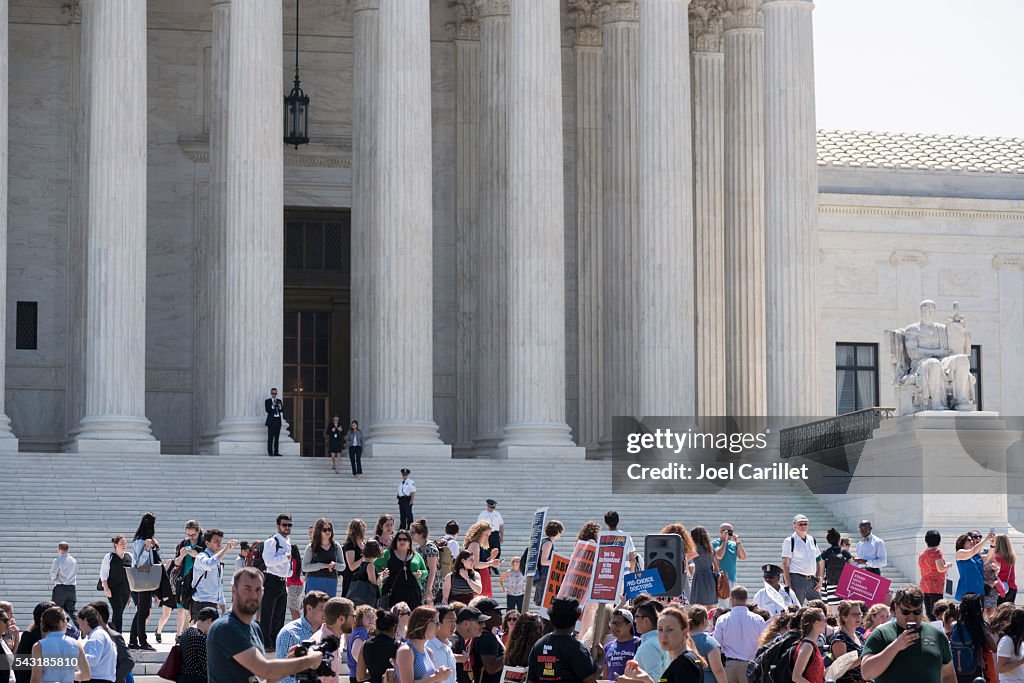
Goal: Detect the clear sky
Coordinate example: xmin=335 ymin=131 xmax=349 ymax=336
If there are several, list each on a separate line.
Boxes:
xmin=813 ymin=0 xmax=1024 ymax=138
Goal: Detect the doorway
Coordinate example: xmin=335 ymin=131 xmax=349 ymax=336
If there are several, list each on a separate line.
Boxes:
xmin=282 ymin=207 xmax=351 ymax=456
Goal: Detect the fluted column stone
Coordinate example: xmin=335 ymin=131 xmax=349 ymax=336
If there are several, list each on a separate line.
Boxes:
xmin=451 ymin=2 xmax=480 ymax=456
xmin=473 ymin=0 xmax=509 ymax=455
xmin=723 ymin=0 xmax=766 ymax=418
xmin=199 ymin=0 xmax=230 ymax=452
xmin=764 ymin=0 xmax=819 ymax=418
xmin=212 ymin=0 xmax=296 ymax=454
xmin=994 ymin=255 xmax=1024 ymax=416
xmin=638 ymin=0 xmax=695 ymax=418
xmin=368 ymin=0 xmax=442 ymax=445
xmin=0 ymin=0 xmax=17 ymax=450
xmin=600 ymin=0 xmax=641 ymax=444
xmin=499 ymin=0 xmax=576 ymax=450
xmin=70 ymin=0 xmax=158 ymax=452
xmin=569 ymin=0 xmax=603 ymax=451
xmin=351 ymin=0 xmax=379 ymax=433
xmin=690 ymin=0 xmax=726 ymax=418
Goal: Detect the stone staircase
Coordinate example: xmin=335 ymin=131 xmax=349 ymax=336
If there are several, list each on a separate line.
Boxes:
xmin=2 ymin=448 xmax=910 ymax=671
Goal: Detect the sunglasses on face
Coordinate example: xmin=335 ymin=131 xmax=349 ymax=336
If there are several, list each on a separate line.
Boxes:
xmin=796 ymin=522 xmax=809 ymax=527
xmin=324 ymin=528 xmax=333 ymax=533
xmin=899 ymin=606 xmax=923 ymax=616
xmin=281 ymin=523 xmax=293 ymax=528
xmin=400 ymin=611 xmax=411 ymax=617
xmin=507 ymin=617 xmax=518 ymax=622
xmin=970 ymin=534 xmax=983 ymax=540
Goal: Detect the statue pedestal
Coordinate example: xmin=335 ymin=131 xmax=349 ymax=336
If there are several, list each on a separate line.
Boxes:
xmin=812 ymin=413 xmax=1024 ymax=595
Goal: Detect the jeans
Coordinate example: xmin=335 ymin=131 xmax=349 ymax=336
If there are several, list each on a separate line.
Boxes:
xmin=349 ymin=446 xmax=363 ymax=475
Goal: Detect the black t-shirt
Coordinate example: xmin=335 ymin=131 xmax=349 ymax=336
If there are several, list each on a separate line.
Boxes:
xmin=472 ymin=631 xmax=505 ymax=683
xmin=452 ymin=632 xmax=474 ymax=683
xmin=527 ymin=633 xmax=597 ymax=683
xmin=362 ymin=633 xmax=400 ymax=683
xmin=657 ymin=653 xmax=702 ymax=683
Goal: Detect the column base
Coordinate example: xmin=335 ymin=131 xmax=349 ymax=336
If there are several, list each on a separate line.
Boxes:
xmin=499 ymin=421 xmax=576 ymax=448
xmin=0 ymin=415 xmax=19 ymax=451
xmin=366 ymin=419 xmax=443 ymax=445
xmin=211 ymin=417 xmax=300 ymax=455
xmin=208 ymin=440 xmax=301 ymax=456
xmin=66 ymin=415 xmax=160 ymax=453
xmin=365 ymin=442 xmax=452 ymax=460
xmin=471 ymin=434 xmax=502 ymax=458
xmin=494 ymin=444 xmax=586 ymax=461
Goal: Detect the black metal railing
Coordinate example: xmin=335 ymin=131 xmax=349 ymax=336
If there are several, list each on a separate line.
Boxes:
xmin=779 ymin=407 xmax=896 ymax=459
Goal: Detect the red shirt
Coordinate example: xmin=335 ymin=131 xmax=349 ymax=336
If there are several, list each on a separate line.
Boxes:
xmin=791 ymin=640 xmax=824 ymax=683
xmin=918 ymin=547 xmax=946 ymax=594
xmin=998 ymin=553 xmax=1017 ymax=590
xmin=287 ymin=556 xmax=304 ymax=587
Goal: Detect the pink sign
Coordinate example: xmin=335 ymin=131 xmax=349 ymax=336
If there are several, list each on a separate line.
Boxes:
xmin=834 ymin=563 xmax=891 ymax=606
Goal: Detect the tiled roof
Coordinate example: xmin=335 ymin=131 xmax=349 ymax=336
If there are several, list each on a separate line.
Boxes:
xmin=816 ymin=130 xmax=1024 ymax=175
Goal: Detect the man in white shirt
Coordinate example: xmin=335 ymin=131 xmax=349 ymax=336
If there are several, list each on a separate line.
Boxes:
xmin=713 ymin=586 xmax=767 ymax=683
xmin=781 ymin=513 xmax=824 ymax=605
xmin=192 ymin=529 xmax=238 ymax=619
xmin=477 ymin=500 xmax=505 ymax=570
xmin=855 ymin=520 xmax=888 ymax=576
xmin=261 ymin=514 xmax=294 ymax=651
xmin=50 ymin=541 xmax=78 ymax=618
xmin=397 ymin=468 xmax=416 ymax=530
xmin=753 ymin=564 xmax=797 ymax=618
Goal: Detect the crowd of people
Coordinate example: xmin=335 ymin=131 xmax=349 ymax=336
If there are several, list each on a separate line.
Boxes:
xmin=2 ymin=506 xmax=1023 ymax=683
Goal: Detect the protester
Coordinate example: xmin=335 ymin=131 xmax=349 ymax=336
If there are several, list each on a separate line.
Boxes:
xmin=533 ymin=521 xmax=565 ymax=606
xmin=377 ymin=531 xmax=427 ymax=608
xmin=343 ymin=519 xmax=368 ymax=598
xmin=931 ymin=600 xmax=958 ymax=636
xmin=634 ymin=600 xmax=670 ymax=681
xmin=411 ymin=520 xmax=441 ymax=606
xmin=661 ymin=524 xmax=699 ymax=602
xmin=919 ymin=529 xmax=953 ymax=620
xmin=128 ymin=513 xmax=160 ymax=651
xmin=477 ymin=500 xmax=505 ymax=569
xmin=394 ymin=602 xmax=413 ymax=640
xmin=311 ymin=597 xmax=355 ymax=683
xmin=505 ymin=612 xmax=543 ymax=669
xmin=348 ymin=605 xmax=376 ymax=677
xmin=711 ymin=586 xmax=765 ymax=683
xmin=619 ymin=606 xmax=704 ymax=683
xmin=684 ymin=607 xmax=726 ymax=683
xmin=956 ymin=530 xmax=997 ymax=602
xmin=996 ymin=607 xmax=1024 ymax=682
xmin=28 ymin=606 xmax=90 ymax=683
xmin=261 ymin=513 xmax=295 ymax=650
xmin=465 ymin=521 xmax=501 ymax=598
xmin=526 ymin=597 xmax=599 ymax=683
xmin=358 ymin=608 xmax=400 ymax=683
xmin=451 ymin=607 xmax=488 ymax=683
xmin=499 ymin=557 xmax=527 ymax=613
xmin=398 ymin=469 xmax=417 ymax=531
xmin=950 ymin=592 xmax=997 ymax=683
xmin=860 ymin=584 xmax=953 ymax=683
xmin=49 ymin=542 xmax=77 ymax=620
xmin=605 ymin=511 xmax=639 ymax=575
xmin=820 ymin=528 xmax=852 ymax=613
xmin=206 ymin=567 xmax=322 ymax=683
xmin=753 ymin=564 xmax=797 ymax=618
xmin=76 ymin=605 xmax=117 ymax=683
xmin=996 ymin=535 xmax=1018 ymax=606
xmin=192 ymin=529 xmax=237 ymax=619
xmin=854 ymin=521 xmax=887 ymax=576
xmin=470 ymin=597 xmax=506 ymax=683
xmin=781 ymin=515 xmax=823 ymax=606
xmin=427 ymin=605 xmax=458 ymax=683
xmin=991 ymin=602 xmax=1017 ymax=639
xmin=304 ymin=517 xmax=343 ymax=597
xmin=501 ymin=611 xmax=520 ymax=647
xmin=686 ymin=527 xmax=718 ymax=609
xmin=178 ymin=606 xmax=219 ymax=683
xmin=826 ymin=600 xmax=864 ymax=683
xmin=790 ymin=608 xmax=826 ymax=683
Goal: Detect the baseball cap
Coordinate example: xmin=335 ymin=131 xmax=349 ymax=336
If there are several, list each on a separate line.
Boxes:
xmin=474 ymin=597 xmax=503 ymax=613
xmin=793 ymin=514 xmax=809 ymax=524
xmin=456 ymin=607 xmax=490 ymax=624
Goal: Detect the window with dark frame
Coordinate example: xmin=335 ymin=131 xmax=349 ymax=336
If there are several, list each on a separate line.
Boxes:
xmin=970 ymin=345 xmax=982 ymax=410
xmin=835 ymin=342 xmax=879 ymax=415
xmin=15 ymin=301 xmax=38 ymax=350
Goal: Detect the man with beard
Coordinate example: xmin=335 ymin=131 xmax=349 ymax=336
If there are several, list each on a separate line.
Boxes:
xmin=207 ymin=567 xmax=323 ymax=683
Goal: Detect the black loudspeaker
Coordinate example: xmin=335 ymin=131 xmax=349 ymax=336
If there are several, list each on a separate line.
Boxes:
xmin=644 ymin=534 xmax=683 ymax=597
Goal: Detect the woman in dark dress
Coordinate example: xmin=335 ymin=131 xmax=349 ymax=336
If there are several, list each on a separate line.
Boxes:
xmin=99 ymin=537 xmax=132 ymax=635
xmin=342 ymin=519 xmax=367 ymax=598
xmin=827 ymin=601 xmax=864 ymax=683
xmin=326 ymin=415 xmax=345 ymax=473
xmin=380 ymin=532 xmax=425 ymax=608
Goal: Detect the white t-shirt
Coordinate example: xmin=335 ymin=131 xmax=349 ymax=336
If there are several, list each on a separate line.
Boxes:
xmin=477 ymin=509 xmax=504 ymax=530
xmin=781 ymin=533 xmax=821 ymax=576
xmin=997 ymin=635 xmax=1024 ymax=682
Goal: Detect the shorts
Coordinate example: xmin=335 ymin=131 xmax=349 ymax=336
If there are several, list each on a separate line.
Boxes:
xmin=287 ymin=583 xmax=304 ymax=612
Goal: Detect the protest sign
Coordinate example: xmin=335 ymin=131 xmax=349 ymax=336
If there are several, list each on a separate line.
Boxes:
xmin=590 ymin=534 xmax=627 ymax=603
xmin=499 ymin=667 xmax=528 ymax=683
xmin=623 ymin=568 xmax=666 ymax=600
xmin=524 ymin=507 xmax=549 ymax=577
xmin=541 ymin=553 xmax=570 ymax=610
xmin=557 ymin=540 xmax=598 ymax=607
xmin=835 ymin=563 xmax=891 ymax=606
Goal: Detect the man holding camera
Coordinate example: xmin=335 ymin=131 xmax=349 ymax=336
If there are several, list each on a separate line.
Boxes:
xmin=713 ymin=523 xmax=746 ymax=606
xmin=309 ymin=597 xmax=355 ymax=683
xmin=207 ymin=567 xmax=322 ymax=683
xmin=860 ymin=584 xmax=955 ymax=683
xmin=277 ymin=591 xmax=330 ymax=683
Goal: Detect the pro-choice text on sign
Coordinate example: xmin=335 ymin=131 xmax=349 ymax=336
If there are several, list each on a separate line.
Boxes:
xmin=623 ymin=569 xmax=666 ymax=600
xmin=835 ymin=563 xmax=891 ymax=606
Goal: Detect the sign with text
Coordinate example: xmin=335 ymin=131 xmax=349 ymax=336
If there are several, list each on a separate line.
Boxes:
xmin=591 ymin=534 xmax=628 ymax=603
xmin=557 ymin=540 xmax=598 ymax=607
xmin=541 ymin=553 xmax=571 ymax=610
xmin=499 ymin=666 xmax=528 ymax=683
xmin=623 ymin=568 xmax=666 ymax=600
xmin=524 ymin=507 xmax=549 ymax=577
xmin=835 ymin=563 xmax=891 ymax=606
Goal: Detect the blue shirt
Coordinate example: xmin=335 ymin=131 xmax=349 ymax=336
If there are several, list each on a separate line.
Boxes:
xmin=83 ymin=627 xmax=118 ymax=682
xmin=208 ymin=612 xmax=265 ymax=683
xmin=192 ymin=548 xmax=225 ymax=604
xmin=711 ymin=539 xmax=738 ymax=583
xmin=856 ymin=534 xmax=888 ymax=570
xmin=956 ymin=554 xmax=985 ymax=600
xmin=635 ymin=630 xmax=670 ymax=681
xmin=690 ymin=633 xmax=720 ymax=683
xmin=604 ymin=636 xmax=640 ymax=680
xmin=276 ymin=616 xmax=316 ymax=683
xmin=38 ymin=632 xmax=79 ymax=683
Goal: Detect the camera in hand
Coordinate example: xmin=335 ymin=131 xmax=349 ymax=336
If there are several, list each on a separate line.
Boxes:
xmin=293 ymin=635 xmax=340 ymax=683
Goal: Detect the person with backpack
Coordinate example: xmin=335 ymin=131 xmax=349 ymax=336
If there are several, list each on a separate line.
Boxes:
xmin=861 ymin=584 xmax=954 ymax=683
xmin=411 ymin=520 xmax=440 ymax=605
xmin=191 ymin=529 xmax=238 ymax=619
xmin=172 ymin=520 xmax=205 ymax=635
xmin=949 ymin=593 xmax=997 ymax=683
xmin=532 ymin=521 xmax=565 ymax=606
xmin=791 ymin=608 xmax=826 ymax=683
xmin=258 ymin=514 xmax=295 ymax=651
xmin=781 ymin=515 xmax=823 ymax=607
xmin=820 ymin=529 xmax=853 ymax=615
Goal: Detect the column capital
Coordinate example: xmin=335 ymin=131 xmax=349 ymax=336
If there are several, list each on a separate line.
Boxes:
xmin=569 ymin=0 xmax=603 ymax=47
xmin=722 ymin=0 xmax=763 ymax=30
xmin=889 ymin=250 xmax=928 ymax=268
xmin=353 ymin=0 xmax=379 ymax=13
xmin=448 ymin=0 xmax=479 ymax=40
xmin=690 ymin=0 xmax=724 ymax=52
xmin=993 ymin=253 xmax=1024 ymax=270
xmin=476 ymin=0 xmax=509 ymax=18
xmin=601 ymin=0 xmax=638 ymax=25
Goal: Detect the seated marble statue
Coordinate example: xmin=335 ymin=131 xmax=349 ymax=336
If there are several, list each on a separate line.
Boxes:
xmin=886 ymin=300 xmax=976 ymax=415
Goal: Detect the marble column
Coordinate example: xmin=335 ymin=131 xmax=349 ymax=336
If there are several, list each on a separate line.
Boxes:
xmin=473 ymin=0 xmax=509 ymax=456
xmin=368 ymin=0 xmax=442 ymax=445
xmin=690 ymin=0 xmax=726 ymax=418
xmin=351 ymin=0 xmax=378 ymax=434
xmin=499 ymin=0 xmax=576 ymax=450
xmin=199 ymin=0 xmax=230 ymax=452
xmin=723 ymin=0 xmax=766 ymax=418
xmin=638 ymin=0 xmax=694 ymax=418
xmin=452 ymin=2 xmax=480 ymax=456
xmin=994 ymin=254 xmax=1024 ymax=416
xmin=212 ymin=0 xmax=295 ymax=454
xmin=570 ymin=0 xmax=603 ymax=451
xmin=0 ymin=0 xmax=17 ymax=451
xmin=70 ymin=0 xmax=159 ymax=453
xmin=764 ymin=0 xmax=819 ymax=418
xmin=601 ymin=0 xmax=641 ymax=442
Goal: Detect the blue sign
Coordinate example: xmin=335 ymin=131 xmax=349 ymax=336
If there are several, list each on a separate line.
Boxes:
xmin=623 ymin=569 xmax=666 ymax=599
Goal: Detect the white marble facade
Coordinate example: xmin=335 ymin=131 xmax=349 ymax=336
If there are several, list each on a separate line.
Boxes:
xmin=3 ymin=0 xmax=1024 ymax=453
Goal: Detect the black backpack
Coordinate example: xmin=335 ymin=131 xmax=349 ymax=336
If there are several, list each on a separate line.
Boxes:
xmin=822 ymin=546 xmax=848 ymax=585
xmin=747 ymin=631 xmax=801 ymax=683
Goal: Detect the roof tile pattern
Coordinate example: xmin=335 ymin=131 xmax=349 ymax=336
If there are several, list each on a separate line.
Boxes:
xmin=816 ymin=130 xmax=1024 ymax=175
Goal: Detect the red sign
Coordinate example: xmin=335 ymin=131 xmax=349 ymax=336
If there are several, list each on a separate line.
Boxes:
xmin=541 ymin=553 xmax=571 ymax=610
xmin=834 ymin=563 xmax=891 ymax=606
xmin=591 ymin=535 xmax=627 ymax=603
xmin=557 ymin=540 xmax=598 ymax=607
